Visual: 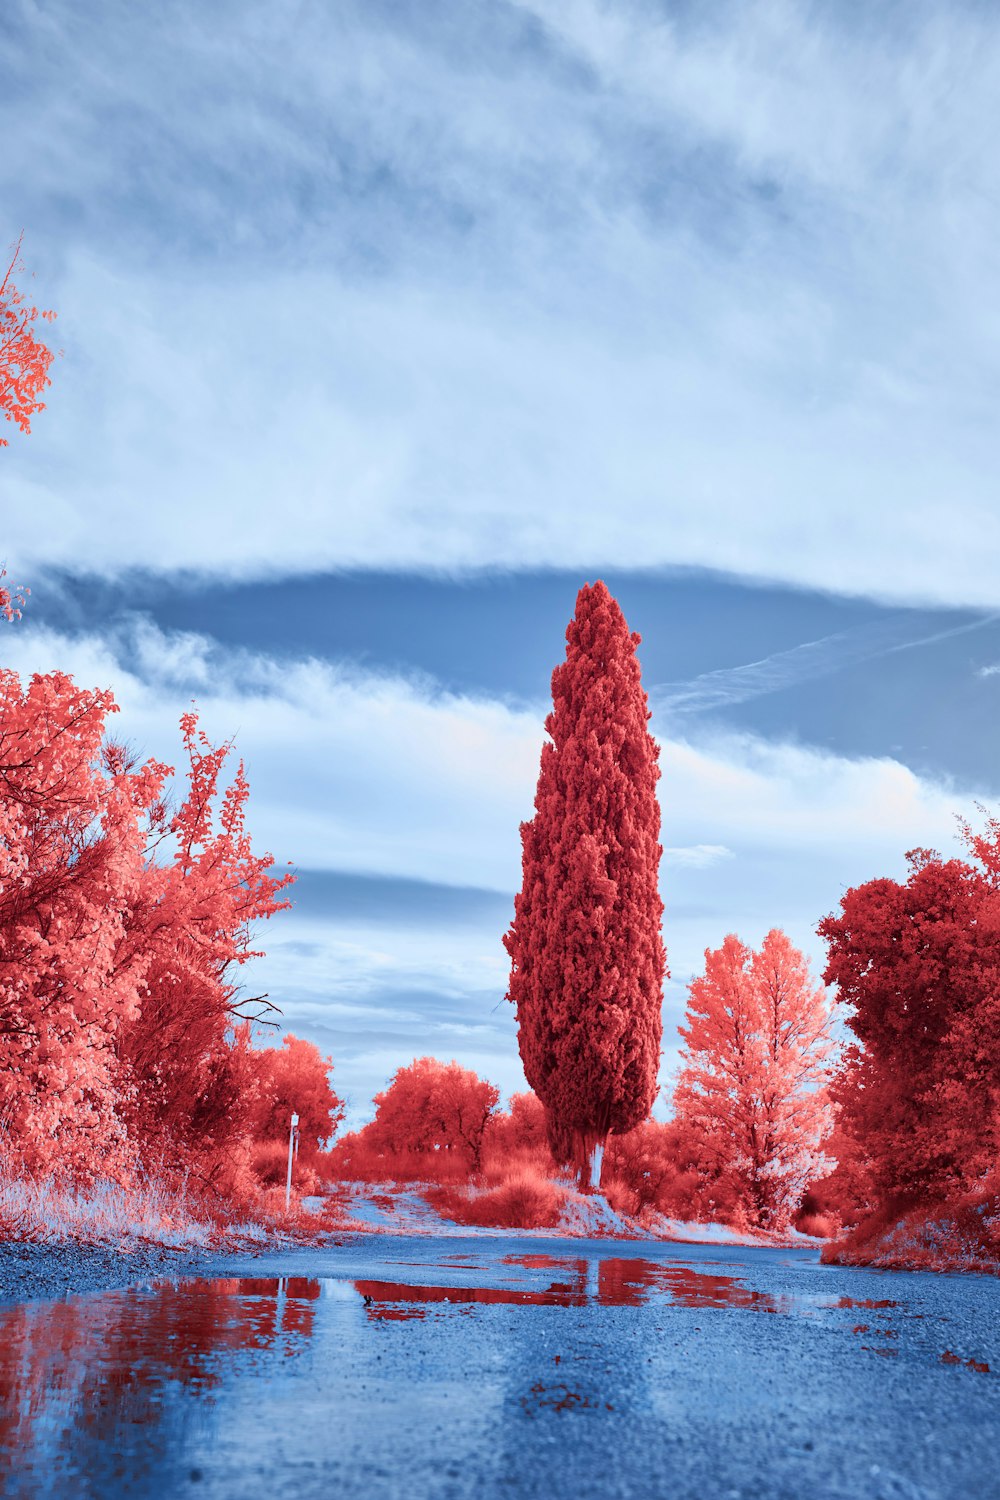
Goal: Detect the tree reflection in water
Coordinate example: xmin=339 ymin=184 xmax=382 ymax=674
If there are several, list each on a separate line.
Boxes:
xmin=0 ymin=1278 xmax=319 ymax=1494
xmin=0 ymin=1259 xmax=816 ymax=1494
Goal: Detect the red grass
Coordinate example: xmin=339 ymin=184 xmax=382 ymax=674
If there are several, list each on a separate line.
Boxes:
xmin=424 ymin=1167 xmax=565 ymax=1230
xmin=795 ymin=1211 xmax=837 ymax=1239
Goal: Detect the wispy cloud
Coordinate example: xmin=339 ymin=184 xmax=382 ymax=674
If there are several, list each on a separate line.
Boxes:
xmin=3 ymin=614 xmax=978 ymax=895
xmin=665 ymin=844 xmax=733 ymax=869
xmin=655 ymin=613 xmax=1000 ymax=714
xmin=2 ymin=1 xmax=1000 ymax=604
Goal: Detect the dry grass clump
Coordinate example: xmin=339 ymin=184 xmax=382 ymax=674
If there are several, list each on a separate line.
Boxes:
xmin=0 ymin=1172 xmax=224 ymax=1248
xmin=425 ymin=1164 xmax=566 ymax=1230
xmin=0 ymin=1160 xmax=342 ymax=1251
xmin=795 ymin=1210 xmax=837 ymax=1239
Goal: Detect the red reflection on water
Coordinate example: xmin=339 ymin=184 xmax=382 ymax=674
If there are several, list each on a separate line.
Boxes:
xmin=354 ymin=1278 xmax=587 ymax=1312
xmin=237 ymin=1277 xmax=321 ymax=1300
xmin=836 ymin=1297 xmax=898 ymax=1310
xmin=501 ymin=1254 xmax=575 ymax=1270
xmin=597 ymin=1258 xmax=780 ymax=1311
xmin=0 ymin=1277 xmax=318 ymax=1470
xmin=355 ymin=1258 xmax=785 ymax=1315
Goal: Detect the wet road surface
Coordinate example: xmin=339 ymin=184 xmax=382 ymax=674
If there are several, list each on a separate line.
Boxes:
xmin=1 ymin=1235 xmax=997 ymax=1498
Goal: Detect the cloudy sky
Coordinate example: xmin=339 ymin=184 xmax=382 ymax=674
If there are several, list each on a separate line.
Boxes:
xmin=4 ymin=0 xmax=1000 ymax=1125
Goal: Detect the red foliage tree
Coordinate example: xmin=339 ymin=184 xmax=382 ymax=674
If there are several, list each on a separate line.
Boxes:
xmin=819 ymin=846 xmax=1000 ymax=1215
xmin=673 ymin=929 xmax=834 ymax=1229
xmin=115 ymin=712 xmax=293 ymax=1177
xmin=250 ymin=1034 xmax=344 ymax=1159
xmin=484 ymin=1090 xmax=551 ymax=1161
xmin=360 ymin=1057 xmax=500 ymax=1174
xmin=0 ymin=234 xmax=57 ymax=446
xmin=504 ymin=580 xmax=665 ymax=1189
xmin=1 ymin=236 xmax=54 ymax=627
xmin=0 ymin=568 xmax=28 ymax=624
xmin=0 ymin=672 xmax=154 ymax=1177
xmin=0 ymin=671 xmax=292 ymax=1189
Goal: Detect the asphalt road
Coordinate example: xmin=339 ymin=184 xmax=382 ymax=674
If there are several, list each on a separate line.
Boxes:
xmin=1 ymin=1235 xmax=998 ymax=1499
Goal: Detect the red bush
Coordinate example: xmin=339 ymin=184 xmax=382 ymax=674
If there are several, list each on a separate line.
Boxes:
xmin=425 ymin=1167 xmax=564 ymax=1230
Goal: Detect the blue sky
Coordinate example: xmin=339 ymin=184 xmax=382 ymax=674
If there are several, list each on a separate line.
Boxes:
xmin=4 ymin=0 xmax=1000 ymax=1125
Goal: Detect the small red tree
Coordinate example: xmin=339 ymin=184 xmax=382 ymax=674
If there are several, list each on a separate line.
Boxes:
xmin=364 ymin=1057 xmax=500 ymax=1173
xmin=0 ymin=234 xmax=57 ymax=446
xmin=484 ymin=1091 xmax=551 ymax=1160
xmin=673 ymin=929 xmax=834 ymax=1229
xmin=250 ymin=1034 xmax=344 ymax=1158
xmin=504 ymin=580 xmax=665 ymax=1189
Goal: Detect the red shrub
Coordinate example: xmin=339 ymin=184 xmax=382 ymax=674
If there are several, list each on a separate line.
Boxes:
xmin=426 ymin=1167 xmax=564 ymax=1230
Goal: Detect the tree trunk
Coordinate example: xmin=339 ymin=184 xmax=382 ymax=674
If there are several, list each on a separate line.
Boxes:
xmin=578 ymin=1132 xmax=606 ymax=1193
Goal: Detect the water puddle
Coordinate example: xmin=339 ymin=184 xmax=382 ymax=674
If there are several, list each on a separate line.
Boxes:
xmin=350 ymin=1255 xmax=896 ymax=1319
xmin=347 ymin=1257 xmax=991 ymax=1375
xmin=0 ymin=1260 xmax=992 ymax=1494
xmin=357 ymin=1276 xmax=586 ymax=1312
xmin=353 ymin=1255 xmax=796 ymax=1315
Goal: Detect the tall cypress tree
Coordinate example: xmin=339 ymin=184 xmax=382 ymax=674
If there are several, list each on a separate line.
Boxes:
xmin=503 ymin=580 xmax=666 ymax=1189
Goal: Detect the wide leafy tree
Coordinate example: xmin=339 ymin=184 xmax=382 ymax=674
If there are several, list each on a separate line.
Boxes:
xmin=504 ymin=580 xmax=665 ymax=1189
xmin=673 ymin=929 xmax=833 ymax=1228
xmin=820 ymin=846 xmax=1000 ymax=1212
xmin=363 ymin=1057 xmax=500 ymax=1173
xmin=115 ymin=711 xmax=292 ymax=1175
xmin=0 ymin=671 xmax=292 ymax=1186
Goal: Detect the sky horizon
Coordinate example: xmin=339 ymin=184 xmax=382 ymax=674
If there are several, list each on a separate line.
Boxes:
xmin=4 ymin=0 xmax=1000 ymax=1128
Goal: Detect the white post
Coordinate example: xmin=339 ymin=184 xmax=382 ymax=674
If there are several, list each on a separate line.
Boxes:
xmin=285 ymin=1112 xmax=299 ymax=1209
